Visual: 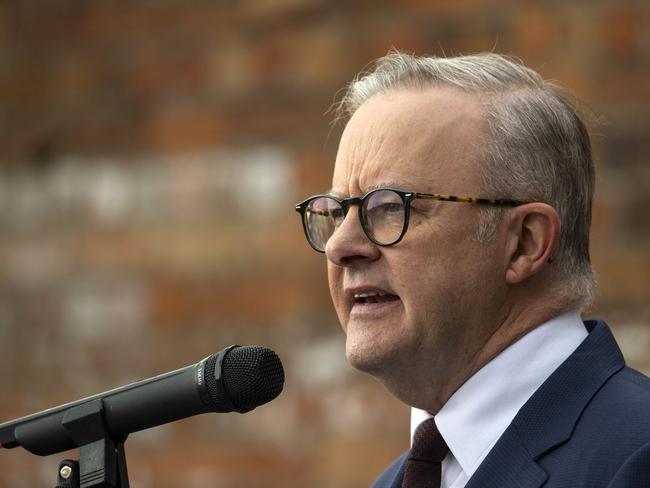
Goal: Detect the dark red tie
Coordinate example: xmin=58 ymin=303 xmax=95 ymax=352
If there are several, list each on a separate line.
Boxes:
xmin=402 ymin=418 xmax=449 ymax=488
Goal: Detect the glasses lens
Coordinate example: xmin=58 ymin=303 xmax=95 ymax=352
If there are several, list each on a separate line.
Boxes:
xmin=363 ymin=190 xmax=405 ymax=245
xmin=304 ymin=197 xmax=344 ymax=251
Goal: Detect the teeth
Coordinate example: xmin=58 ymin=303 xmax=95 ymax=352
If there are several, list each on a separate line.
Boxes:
xmin=353 ymin=291 xmax=387 ymax=299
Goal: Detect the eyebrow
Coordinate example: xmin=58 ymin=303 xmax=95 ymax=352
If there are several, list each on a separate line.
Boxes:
xmin=325 ymin=182 xmax=406 ymax=197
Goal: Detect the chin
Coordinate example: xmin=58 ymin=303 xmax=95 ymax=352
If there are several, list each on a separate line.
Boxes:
xmin=345 ymin=337 xmax=399 ymax=376
xmin=346 ymin=348 xmax=378 ymax=374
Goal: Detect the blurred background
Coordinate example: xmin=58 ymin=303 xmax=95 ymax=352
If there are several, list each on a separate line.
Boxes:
xmin=0 ymin=1 xmax=648 ymax=487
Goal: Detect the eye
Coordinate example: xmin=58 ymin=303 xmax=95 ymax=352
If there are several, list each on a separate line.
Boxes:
xmin=383 ymin=203 xmax=403 ymax=214
xmin=375 ymin=202 xmax=403 ymax=216
xmin=367 ymin=202 xmax=400 ymax=217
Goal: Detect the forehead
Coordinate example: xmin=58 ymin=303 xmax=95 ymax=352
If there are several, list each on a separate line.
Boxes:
xmin=332 ymin=86 xmax=488 ymax=196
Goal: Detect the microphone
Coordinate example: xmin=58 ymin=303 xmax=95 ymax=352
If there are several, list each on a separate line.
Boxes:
xmin=0 ymin=345 xmax=284 ymax=456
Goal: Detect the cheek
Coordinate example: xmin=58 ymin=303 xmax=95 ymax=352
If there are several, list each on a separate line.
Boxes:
xmin=394 ymin=233 xmax=481 ymax=319
xmin=398 ymin=260 xmax=455 ymax=325
xmin=414 ymin=238 xmax=502 ymax=319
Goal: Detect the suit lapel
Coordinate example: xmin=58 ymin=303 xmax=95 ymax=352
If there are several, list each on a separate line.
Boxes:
xmin=464 ymin=432 xmax=547 ymax=488
xmin=465 ymin=320 xmax=625 ymax=488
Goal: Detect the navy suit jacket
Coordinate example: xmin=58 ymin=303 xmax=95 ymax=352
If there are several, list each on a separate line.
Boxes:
xmin=370 ymin=320 xmax=650 ymax=488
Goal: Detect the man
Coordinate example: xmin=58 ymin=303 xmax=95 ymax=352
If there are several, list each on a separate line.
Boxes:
xmin=295 ymin=52 xmax=650 ymax=487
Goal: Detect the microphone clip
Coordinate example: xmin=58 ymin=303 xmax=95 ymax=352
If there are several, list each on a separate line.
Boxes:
xmin=53 ymin=399 xmax=130 ymax=488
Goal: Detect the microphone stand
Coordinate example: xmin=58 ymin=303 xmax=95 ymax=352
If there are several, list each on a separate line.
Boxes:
xmin=52 ymin=399 xmax=130 ymax=488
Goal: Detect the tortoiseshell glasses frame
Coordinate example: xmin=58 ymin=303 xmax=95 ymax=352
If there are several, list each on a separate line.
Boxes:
xmin=295 ymin=187 xmax=528 ymax=253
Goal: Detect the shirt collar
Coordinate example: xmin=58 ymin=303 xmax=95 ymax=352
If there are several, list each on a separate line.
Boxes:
xmin=410 ymin=310 xmax=588 ymax=479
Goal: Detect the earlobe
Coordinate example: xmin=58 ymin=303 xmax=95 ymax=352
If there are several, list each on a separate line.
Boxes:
xmin=505 ymin=203 xmax=560 ymax=285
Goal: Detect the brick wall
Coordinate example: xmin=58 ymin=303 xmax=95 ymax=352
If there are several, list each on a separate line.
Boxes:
xmin=0 ymin=1 xmax=648 ymax=486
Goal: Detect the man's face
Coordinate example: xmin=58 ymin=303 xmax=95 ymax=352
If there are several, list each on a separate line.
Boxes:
xmin=326 ymin=87 xmax=508 ymax=409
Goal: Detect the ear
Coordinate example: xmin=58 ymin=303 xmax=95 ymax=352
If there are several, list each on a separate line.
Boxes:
xmin=504 ymin=203 xmax=560 ymax=285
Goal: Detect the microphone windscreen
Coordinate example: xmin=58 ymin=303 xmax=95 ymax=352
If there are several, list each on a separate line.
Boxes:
xmin=204 ymin=346 xmax=284 ymax=412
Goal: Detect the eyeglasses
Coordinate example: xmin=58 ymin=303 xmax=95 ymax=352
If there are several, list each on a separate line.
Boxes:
xmin=295 ymin=188 xmax=527 ymax=253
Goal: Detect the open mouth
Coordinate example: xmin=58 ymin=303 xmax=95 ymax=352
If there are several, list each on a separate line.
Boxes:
xmin=353 ymin=292 xmax=400 ymax=304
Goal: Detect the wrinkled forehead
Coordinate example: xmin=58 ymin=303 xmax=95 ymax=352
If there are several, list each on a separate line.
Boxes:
xmin=332 ymin=86 xmax=488 ymax=197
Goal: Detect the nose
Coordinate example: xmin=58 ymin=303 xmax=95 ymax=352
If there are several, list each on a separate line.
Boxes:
xmin=325 ymin=205 xmax=381 ymax=267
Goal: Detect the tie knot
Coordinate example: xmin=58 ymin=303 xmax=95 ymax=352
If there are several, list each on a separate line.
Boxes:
xmin=411 ymin=418 xmax=449 ymax=462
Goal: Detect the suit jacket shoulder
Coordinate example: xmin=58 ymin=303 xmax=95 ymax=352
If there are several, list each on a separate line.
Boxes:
xmin=370 ymin=320 xmax=650 ymax=488
xmin=468 ymin=320 xmax=650 ymax=488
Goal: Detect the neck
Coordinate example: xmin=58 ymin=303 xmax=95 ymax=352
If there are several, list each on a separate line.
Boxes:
xmin=425 ymin=295 xmax=574 ymax=414
xmin=468 ymin=293 xmax=573 ymax=379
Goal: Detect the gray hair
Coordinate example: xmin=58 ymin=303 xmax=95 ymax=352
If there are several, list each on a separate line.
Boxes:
xmin=337 ymin=51 xmax=595 ymax=310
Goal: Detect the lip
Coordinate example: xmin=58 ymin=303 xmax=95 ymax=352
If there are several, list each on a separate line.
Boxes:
xmin=345 ymin=285 xmax=401 ymax=318
xmin=350 ymin=298 xmax=401 ymax=318
xmin=345 ymin=285 xmax=397 ymax=299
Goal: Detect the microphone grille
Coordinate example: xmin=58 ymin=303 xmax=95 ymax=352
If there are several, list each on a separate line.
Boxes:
xmin=205 ymin=346 xmax=284 ymax=412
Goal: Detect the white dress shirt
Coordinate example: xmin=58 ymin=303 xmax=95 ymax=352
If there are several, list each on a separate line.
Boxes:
xmin=410 ymin=311 xmax=589 ymax=488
